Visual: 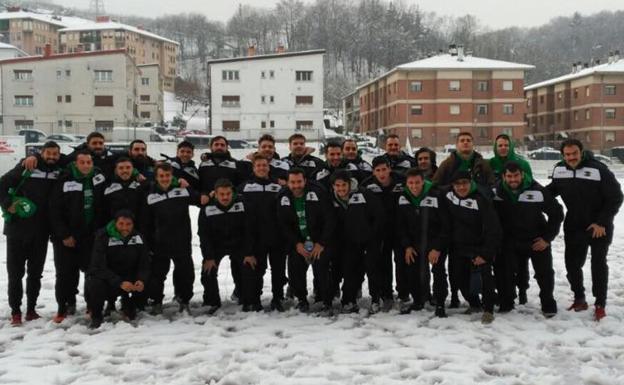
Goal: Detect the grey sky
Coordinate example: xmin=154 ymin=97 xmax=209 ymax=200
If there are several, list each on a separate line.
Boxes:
xmin=55 ymin=0 xmax=624 ymax=29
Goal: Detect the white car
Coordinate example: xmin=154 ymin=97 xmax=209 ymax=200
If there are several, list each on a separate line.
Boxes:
xmin=46 ymin=133 xmax=82 ymax=142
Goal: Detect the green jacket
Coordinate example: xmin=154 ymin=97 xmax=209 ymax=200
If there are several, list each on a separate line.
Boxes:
xmin=489 ymin=136 xmax=533 ymax=182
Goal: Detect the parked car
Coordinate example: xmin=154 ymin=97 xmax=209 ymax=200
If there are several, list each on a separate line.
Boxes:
xmin=184 ymin=134 xmax=214 ymax=149
xmin=17 ymin=129 xmax=47 ymax=144
xmin=46 ymin=133 xmax=81 ymax=142
xmin=594 ymin=154 xmax=614 ymax=164
xmin=528 ymin=148 xmax=561 ymax=160
xmin=228 ymin=139 xmax=251 ymax=149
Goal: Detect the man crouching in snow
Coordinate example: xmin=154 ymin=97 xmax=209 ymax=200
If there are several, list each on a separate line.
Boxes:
xmin=440 ymin=170 xmax=502 ymax=324
xmin=86 ymin=211 xmax=150 ymax=329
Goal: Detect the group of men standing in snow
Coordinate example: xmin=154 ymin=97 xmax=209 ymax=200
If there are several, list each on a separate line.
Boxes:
xmin=1 ymin=129 xmax=621 ymax=329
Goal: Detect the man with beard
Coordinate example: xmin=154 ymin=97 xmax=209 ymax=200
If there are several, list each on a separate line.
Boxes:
xmin=165 ymin=141 xmax=200 ymax=191
xmin=142 ymin=163 xmax=206 ymax=315
xmin=313 ymin=141 xmax=345 ymax=191
xmin=372 ymin=134 xmax=417 ymax=175
xmin=360 ymin=158 xmax=406 ymax=310
xmin=103 ymin=157 xmax=146 ymax=223
xmin=548 ymin=139 xmax=623 ymax=321
xmin=0 ymin=141 xmax=62 ymax=325
xmin=282 ymin=134 xmax=324 ymax=179
xmin=277 ymin=168 xmax=336 ymax=315
xmin=341 ymin=139 xmax=372 ymax=183
xmin=241 ymin=134 xmax=290 ymax=184
xmin=49 ymin=150 xmax=107 ymax=323
xmin=128 ymin=140 xmax=156 ymax=181
xmin=23 ymin=132 xmax=119 ymax=178
xmin=199 ymin=179 xmax=256 ymax=314
xmin=396 ymin=169 xmax=445 ymax=316
xmin=433 ymin=132 xmax=495 ymax=190
xmin=440 ymin=171 xmax=502 ymax=324
xmin=493 ymin=162 xmax=563 ymax=316
xmin=414 ymin=147 xmax=438 ymax=180
xmin=489 ymin=134 xmax=532 ymax=184
xmin=238 ymin=155 xmax=288 ymax=311
xmin=331 ymin=170 xmax=385 ymax=313
xmin=86 ymin=210 xmax=150 ymax=328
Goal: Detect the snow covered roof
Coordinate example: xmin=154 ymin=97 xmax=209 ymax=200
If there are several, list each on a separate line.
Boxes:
xmin=0 ymin=11 xmax=91 ymax=28
xmin=0 ymin=41 xmax=27 ymax=56
xmin=525 ymin=59 xmax=624 ymax=91
xmin=207 ymin=49 xmax=325 ymax=64
xmin=59 ymin=22 xmax=179 ymax=45
xmin=358 ymin=54 xmax=534 ymax=90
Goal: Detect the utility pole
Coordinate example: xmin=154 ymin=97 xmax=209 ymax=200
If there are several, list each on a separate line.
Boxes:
xmin=89 ymin=0 xmax=106 ymax=17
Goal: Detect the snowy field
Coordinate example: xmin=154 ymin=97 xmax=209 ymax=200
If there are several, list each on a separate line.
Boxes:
xmin=0 ymin=164 xmax=624 ymax=384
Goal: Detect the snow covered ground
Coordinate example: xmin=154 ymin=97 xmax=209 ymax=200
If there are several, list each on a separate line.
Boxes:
xmin=0 ymin=166 xmax=623 ymax=384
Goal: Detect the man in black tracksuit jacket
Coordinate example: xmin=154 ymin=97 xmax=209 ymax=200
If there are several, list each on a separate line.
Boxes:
xmin=331 ymin=170 xmax=385 ymax=312
xmin=142 ymin=163 xmax=202 ymax=314
xmin=198 ymin=136 xmax=246 ymax=195
xmin=373 ymin=134 xmax=417 ymax=176
xmin=341 ymin=139 xmax=373 ymax=183
xmin=547 ymin=140 xmax=623 ymax=320
xmin=103 ymin=157 xmax=146 ymax=225
xmin=440 ymin=170 xmax=502 ymax=323
xmin=282 ymin=134 xmax=324 ymax=179
xmin=199 ymin=179 xmax=256 ymax=313
xmin=128 ymin=140 xmax=156 ymax=181
xmin=313 ymin=142 xmax=344 ymax=191
xmin=165 ymin=141 xmax=200 ymax=191
xmin=238 ymin=155 xmax=288 ymax=311
xmin=396 ymin=169 xmax=445 ymax=316
xmin=493 ymin=161 xmax=563 ymax=316
xmin=86 ymin=211 xmax=150 ymax=328
xmin=277 ymin=168 xmax=336 ymax=314
xmin=49 ymin=151 xmax=107 ymax=322
xmin=0 ymin=142 xmax=61 ymax=323
xmin=360 ymin=158 xmax=406 ymax=309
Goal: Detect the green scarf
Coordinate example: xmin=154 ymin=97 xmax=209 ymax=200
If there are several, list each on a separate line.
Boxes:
xmin=106 ymin=220 xmax=123 ymax=241
xmin=502 ymin=175 xmax=532 ymax=203
xmin=293 ymin=195 xmax=309 ymax=240
xmin=70 ymin=162 xmax=96 ymax=225
xmin=404 ymin=180 xmax=433 ymax=207
xmin=457 ymin=151 xmax=475 ymax=172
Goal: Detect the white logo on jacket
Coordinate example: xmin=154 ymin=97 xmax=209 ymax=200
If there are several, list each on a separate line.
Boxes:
xmin=63 ymin=181 xmax=83 ymax=192
xmin=348 ymin=193 xmax=366 ymax=205
xmin=204 ymin=202 xmax=245 ymax=217
xmin=446 ymin=191 xmax=478 ymax=210
xmin=518 ymin=190 xmax=544 ymax=203
xmin=280 ymin=196 xmax=291 ymax=206
xmin=306 ymin=191 xmax=319 ymax=201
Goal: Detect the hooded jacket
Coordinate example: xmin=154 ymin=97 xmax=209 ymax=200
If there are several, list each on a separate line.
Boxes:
xmin=198 ymin=151 xmax=245 ymax=194
xmin=166 ymin=156 xmax=200 ymax=191
xmin=547 ymin=151 xmax=623 ymax=233
xmin=238 ymin=176 xmax=284 ymax=247
xmin=103 ymin=176 xmax=146 ymax=224
xmin=489 ymin=135 xmax=533 ymax=183
xmin=88 ymin=222 xmax=150 ymax=287
xmin=282 ymin=153 xmax=324 ymax=179
xmin=493 ymin=177 xmax=563 ymax=245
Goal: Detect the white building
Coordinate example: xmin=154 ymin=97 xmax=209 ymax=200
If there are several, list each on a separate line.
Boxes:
xmin=208 ymin=49 xmax=325 ymax=141
xmin=137 ymin=63 xmax=164 ymax=125
xmin=0 ymin=48 xmax=162 ymax=137
xmin=0 ymin=42 xmax=27 ymax=60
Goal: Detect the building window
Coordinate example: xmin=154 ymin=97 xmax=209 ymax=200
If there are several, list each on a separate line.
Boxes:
xmin=477 ymin=104 xmax=488 ymax=115
xmin=141 ymin=77 xmax=149 ymax=86
xmin=14 ymin=70 xmax=32 ymax=81
xmin=66 ymin=70 xmax=71 ymax=77
xmin=140 ymin=95 xmax=151 ymax=102
xmin=450 ymin=105 xmax=460 ymax=115
xmin=503 ymin=104 xmax=514 ymax=115
xmin=540 ymin=95 xmax=544 ymax=104
xmin=270 ymin=120 xmax=275 ymax=128
xmin=261 ymin=71 xmax=266 ymax=79
xmin=585 ymin=109 xmax=591 ymax=120
xmin=296 ymin=120 xmax=314 ymax=130
xmin=261 ymin=121 xmax=266 ymax=129
xmin=527 ymin=98 xmax=531 ymax=107
xmin=222 ymin=70 xmax=239 ymax=81
xmin=57 ymin=95 xmax=62 ymax=103
xmin=296 ymin=96 xmax=313 ymax=105
xmin=14 ymin=95 xmax=33 ymax=106
xmin=502 ymin=127 xmax=513 ymax=136
xmin=15 ymin=120 xmax=34 ymax=130
xmin=222 ymin=95 xmax=240 ymax=107
xmin=270 ymin=96 xmax=275 ymax=103
xmin=449 ymin=80 xmax=461 ymax=91
xmin=261 ymin=95 xmax=266 ymax=104
xmin=605 ymin=108 xmax=616 ymax=119
xmin=574 ymin=89 xmax=578 ymax=99
xmin=296 ymin=71 xmax=313 ymax=81
xmin=477 ymin=81 xmax=488 ymax=91
xmin=411 ymin=128 xmax=422 ymax=139
xmin=502 ymin=81 xmax=513 ymax=91
xmin=410 ymin=81 xmax=422 ymax=92
xmin=140 ymin=111 xmax=151 ymax=119
xmin=56 ymin=70 xmax=62 ymax=79
xmin=411 ymin=105 xmax=423 ymax=115
xmin=269 ymin=70 xmax=275 ymax=78
xmin=557 ymin=92 xmax=562 ymax=100
xmin=449 ymin=128 xmax=460 ymax=139
xmin=557 ymin=113 xmax=562 ymax=123
xmin=94 ymin=70 xmax=113 ymax=81
xmin=585 ymin=86 xmax=590 ymax=97
xmin=65 ymin=95 xmax=71 ymax=103
xmin=95 ymin=120 xmax=114 ymax=132
xmin=222 ymin=120 xmax=240 ymax=132
xmin=65 ymin=120 xmax=73 ymax=128
xmin=479 ymin=127 xmax=490 ymax=138
xmin=58 ymin=120 xmax=63 ymax=128
xmin=94 ymin=95 xmax=114 ymax=107
xmin=605 ymin=85 xmax=617 ymax=95
xmin=606 ymin=132 xmax=616 ymax=142
xmin=574 ymin=111 xmax=579 ymax=121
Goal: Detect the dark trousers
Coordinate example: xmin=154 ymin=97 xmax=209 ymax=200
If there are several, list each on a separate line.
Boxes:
xmin=404 ymin=248 xmax=433 ymax=306
xmin=341 ymin=242 xmax=381 ymax=305
xmin=380 ymin=236 xmax=403 ymax=300
xmin=148 ymin=252 xmax=194 ymax=304
xmin=200 ymin=253 xmax=243 ymax=307
xmin=449 ymin=253 xmax=496 ymax=312
xmin=53 ymin=235 xmax=94 ymax=312
xmin=330 ymin=245 xmax=345 ymax=297
xmin=255 ymin=244 xmax=288 ymax=300
xmin=564 ymin=231 xmax=611 ymax=307
xmin=6 ymin=236 xmax=49 ymax=314
xmin=288 ymin=247 xmax=332 ymax=306
xmin=431 ymin=253 xmax=449 ymax=306
xmin=87 ymin=277 xmax=138 ymax=320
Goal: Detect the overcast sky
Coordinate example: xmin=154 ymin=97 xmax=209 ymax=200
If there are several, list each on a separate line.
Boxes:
xmin=54 ymin=0 xmax=624 ymax=29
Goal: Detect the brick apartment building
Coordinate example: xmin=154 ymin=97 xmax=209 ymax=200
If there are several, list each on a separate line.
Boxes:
xmin=357 ymin=46 xmax=534 ymax=150
xmin=525 ymin=53 xmax=624 ymax=151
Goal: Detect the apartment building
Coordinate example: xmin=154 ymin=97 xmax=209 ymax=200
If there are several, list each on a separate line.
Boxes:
xmin=137 ymin=64 xmax=164 ymax=125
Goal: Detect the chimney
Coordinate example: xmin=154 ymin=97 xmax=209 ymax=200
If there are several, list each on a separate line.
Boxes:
xmin=96 ymin=15 xmax=111 ymax=23
xmin=584 ymin=62 xmax=589 ymax=68
xmin=43 ymin=44 xmax=52 ymax=58
xmin=137 ymin=24 xmax=144 ymax=31
xmin=466 ymin=50 xmax=473 ymax=57
xmin=595 ymin=59 xmax=601 ymax=65
xmin=457 ymin=45 xmax=465 ymax=61
xmin=571 ymin=62 xmax=577 ymax=73
xmin=7 ymin=6 xmax=21 ymax=12
xmin=277 ymin=44 xmax=285 ymax=54
xmin=608 ymin=51 xmax=614 ymax=64
xmin=615 ymin=50 xmax=621 ymax=62
xmin=247 ymin=44 xmax=256 ymax=57
xmin=449 ymin=44 xmax=458 ymax=56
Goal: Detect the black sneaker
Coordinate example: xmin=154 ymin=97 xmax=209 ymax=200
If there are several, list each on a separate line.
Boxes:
xmin=435 ymin=306 xmax=448 ymax=318
xmin=250 ymin=303 xmax=263 ymax=312
xmin=341 ymin=303 xmax=359 ymax=314
xmin=66 ymin=303 xmax=77 ymax=316
xmin=89 ymin=317 xmax=103 ymax=329
xmin=498 ymin=304 xmax=514 ymax=313
xmin=319 ymin=304 xmax=334 ymax=317
xmin=242 ymin=304 xmax=251 ymax=312
xmin=206 ymin=305 xmax=220 ymax=315
xmin=449 ymin=294 xmax=460 ymax=309
xmin=104 ymin=301 xmax=116 ymax=317
xmin=518 ymin=289 xmax=528 ymax=305
xmin=178 ymin=303 xmax=191 ymax=315
xmin=296 ymin=299 xmax=310 ymax=313
xmin=270 ymin=299 xmax=285 ymax=312
xmin=150 ymin=303 xmax=163 ymax=316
